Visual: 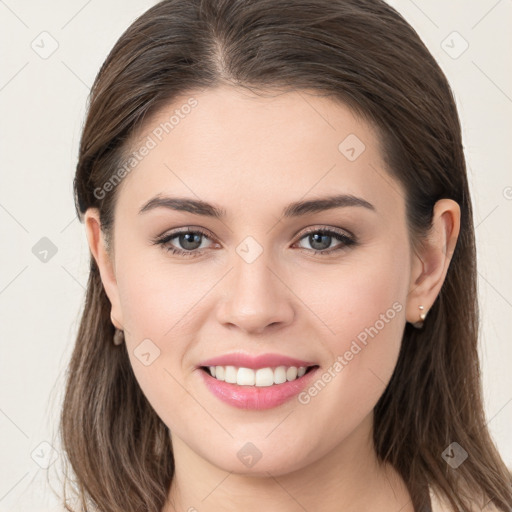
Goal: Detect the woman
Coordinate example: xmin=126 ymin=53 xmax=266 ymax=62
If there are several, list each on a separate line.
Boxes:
xmin=60 ymin=0 xmax=512 ymax=511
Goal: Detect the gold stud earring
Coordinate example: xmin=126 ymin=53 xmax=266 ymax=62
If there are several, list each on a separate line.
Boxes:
xmin=113 ymin=328 xmax=125 ymax=346
xmin=412 ymin=305 xmax=428 ymax=329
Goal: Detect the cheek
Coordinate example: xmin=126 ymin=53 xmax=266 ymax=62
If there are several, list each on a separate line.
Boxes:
xmin=295 ymin=247 xmax=409 ymax=426
xmin=327 ymin=260 xmax=407 ymax=352
xmin=116 ymin=258 xmax=205 ymax=428
xmin=114 ymin=244 xmax=209 ymax=341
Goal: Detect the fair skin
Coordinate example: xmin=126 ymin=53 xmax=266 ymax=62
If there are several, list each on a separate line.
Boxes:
xmin=85 ymin=85 xmax=460 ymax=512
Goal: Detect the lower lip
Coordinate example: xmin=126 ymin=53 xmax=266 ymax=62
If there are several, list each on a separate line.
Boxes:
xmin=197 ymin=366 xmax=320 ymax=410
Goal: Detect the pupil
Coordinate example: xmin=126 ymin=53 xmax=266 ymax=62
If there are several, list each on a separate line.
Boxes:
xmin=310 ymin=233 xmax=331 ymax=250
xmin=180 ymin=233 xmax=202 ymax=250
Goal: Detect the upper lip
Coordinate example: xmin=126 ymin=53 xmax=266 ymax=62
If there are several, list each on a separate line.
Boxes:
xmin=198 ymin=352 xmax=318 ymax=370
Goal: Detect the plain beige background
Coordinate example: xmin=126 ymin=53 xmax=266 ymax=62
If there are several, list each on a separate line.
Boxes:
xmin=1 ymin=0 xmax=511 ymax=510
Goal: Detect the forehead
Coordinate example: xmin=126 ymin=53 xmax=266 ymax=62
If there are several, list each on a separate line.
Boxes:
xmin=114 ymin=85 xmax=404 ymax=222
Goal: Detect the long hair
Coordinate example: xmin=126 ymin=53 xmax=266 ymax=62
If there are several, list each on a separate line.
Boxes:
xmin=60 ymin=0 xmax=512 ymax=510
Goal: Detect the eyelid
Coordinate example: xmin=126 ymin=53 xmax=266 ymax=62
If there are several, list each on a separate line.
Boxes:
xmin=295 ymin=224 xmax=355 ymax=240
xmin=153 ymin=225 xmax=216 ymax=242
xmin=155 ymin=224 xmax=355 ymax=243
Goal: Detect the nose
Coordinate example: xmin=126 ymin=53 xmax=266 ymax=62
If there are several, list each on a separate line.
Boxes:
xmin=216 ymin=251 xmax=295 ymax=335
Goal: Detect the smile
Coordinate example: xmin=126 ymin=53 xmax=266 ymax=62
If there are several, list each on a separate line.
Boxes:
xmin=198 ymin=365 xmax=320 ymax=410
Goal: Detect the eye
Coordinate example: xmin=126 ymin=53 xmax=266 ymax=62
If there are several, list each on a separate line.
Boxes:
xmin=152 ymin=227 xmax=216 ymax=258
xmin=293 ymin=226 xmax=356 ymax=256
xmin=152 ymin=225 xmax=357 ymax=258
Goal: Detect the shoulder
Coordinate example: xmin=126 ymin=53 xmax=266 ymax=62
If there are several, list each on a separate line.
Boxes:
xmin=429 ymin=485 xmax=502 ymax=512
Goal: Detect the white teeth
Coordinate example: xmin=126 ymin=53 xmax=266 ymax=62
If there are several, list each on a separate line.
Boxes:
xmin=286 ymin=366 xmax=298 ymax=381
xmin=225 ymin=366 xmax=237 ymax=384
xmin=237 ymin=367 xmax=255 ymax=386
xmin=255 ymin=368 xmax=274 ymax=387
xmin=215 ymin=366 xmax=225 ymax=380
xmin=205 ymin=365 xmax=312 ymax=386
xmin=274 ymin=366 xmax=287 ymax=384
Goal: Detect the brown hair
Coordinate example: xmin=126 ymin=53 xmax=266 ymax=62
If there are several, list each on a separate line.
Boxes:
xmin=59 ymin=0 xmax=512 ymax=511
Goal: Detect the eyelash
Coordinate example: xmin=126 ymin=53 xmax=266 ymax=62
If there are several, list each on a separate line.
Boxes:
xmin=152 ymin=225 xmax=357 ymax=259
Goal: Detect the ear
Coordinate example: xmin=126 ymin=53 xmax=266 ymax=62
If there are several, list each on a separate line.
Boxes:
xmin=84 ymin=208 xmax=124 ymax=330
xmin=406 ymin=198 xmax=461 ymax=325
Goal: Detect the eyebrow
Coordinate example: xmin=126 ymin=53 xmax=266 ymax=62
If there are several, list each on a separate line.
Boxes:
xmin=138 ymin=193 xmax=376 ymax=218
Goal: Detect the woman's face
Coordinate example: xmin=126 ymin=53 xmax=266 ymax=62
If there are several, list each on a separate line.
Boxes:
xmin=90 ymin=86 xmax=419 ymax=475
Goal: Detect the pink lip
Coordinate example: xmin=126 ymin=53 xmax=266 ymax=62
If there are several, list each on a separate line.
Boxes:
xmin=197 ymin=352 xmax=317 ymax=370
xmin=197 ymin=366 xmax=320 ymax=410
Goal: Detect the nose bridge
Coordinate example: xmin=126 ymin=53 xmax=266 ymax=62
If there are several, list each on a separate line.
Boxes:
xmin=216 ymin=238 xmax=294 ymax=333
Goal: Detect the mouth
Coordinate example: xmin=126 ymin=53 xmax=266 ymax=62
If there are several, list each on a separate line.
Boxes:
xmin=197 ymin=364 xmax=321 ymax=410
xmin=199 ymin=364 xmax=320 ymax=387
